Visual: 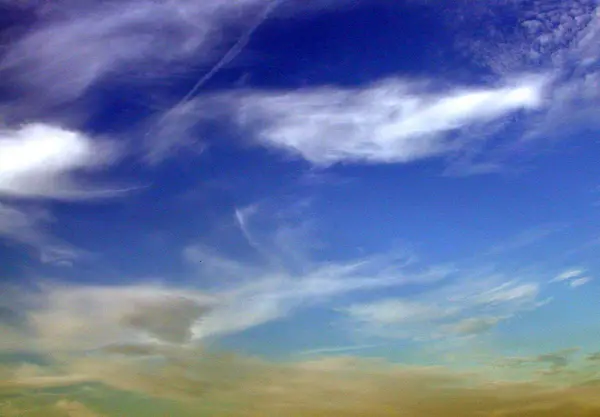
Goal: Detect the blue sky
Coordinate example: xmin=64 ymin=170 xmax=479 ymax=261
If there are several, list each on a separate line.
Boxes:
xmin=1 ymin=0 xmax=600 ymax=381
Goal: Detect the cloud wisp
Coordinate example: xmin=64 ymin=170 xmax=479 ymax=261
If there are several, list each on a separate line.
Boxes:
xmin=0 ymin=0 xmax=271 ymax=105
xmin=1 ymin=250 xmax=437 ymax=354
xmin=0 ymin=201 xmax=452 ymax=354
xmin=551 ymin=268 xmax=593 ymax=288
xmin=342 ymin=276 xmax=545 ymax=340
xmin=184 ymin=76 xmax=547 ymax=166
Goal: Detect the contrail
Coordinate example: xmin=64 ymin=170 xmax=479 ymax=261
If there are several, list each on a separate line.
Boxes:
xmin=152 ymin=0 xmax=281 ymax=132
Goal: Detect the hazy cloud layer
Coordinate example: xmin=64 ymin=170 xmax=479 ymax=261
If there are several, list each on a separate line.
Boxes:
xmin=1 ymin=349 xmax=600 ymax=416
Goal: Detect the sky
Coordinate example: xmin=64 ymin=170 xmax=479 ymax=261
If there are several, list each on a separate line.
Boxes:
xmin=1 ymin=0 xmax=600 ymax=415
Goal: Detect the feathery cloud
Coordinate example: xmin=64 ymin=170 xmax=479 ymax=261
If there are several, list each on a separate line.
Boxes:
xmin=0 ymin=0 xmax=270 ymax=105
xmin=342 ymin=276 xmax=544 ymax=340
xmin=188 ymin=76 xmax=547 ymax=166
xmin=570 ymin=277 xmax=593 ymax=288
xmin=551 ymin=268 xmax=593 ymax=288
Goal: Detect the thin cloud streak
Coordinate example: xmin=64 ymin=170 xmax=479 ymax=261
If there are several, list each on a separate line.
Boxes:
xmin=342 ymin=275 xmax=545 ymax=340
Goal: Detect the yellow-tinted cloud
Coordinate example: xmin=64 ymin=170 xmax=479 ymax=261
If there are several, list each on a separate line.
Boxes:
xmin=2 ymin=349 xmax=600 ymax=417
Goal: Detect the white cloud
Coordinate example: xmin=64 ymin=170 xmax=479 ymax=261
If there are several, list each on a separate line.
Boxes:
xmin=0 ymin=202 xmax=48 ymax=244
xmin=344 ymin=300 xmax=455 ymax=325
xmin=570 ymin=277 xmax=592 ymax=288
xmin=460 ymin=1 xmax=600 ymax=140
xmin=0 ymin=0 xmax=289 ymax=164
xmin=22 ymin=283 xmax=219 ymax=351
xmin=342 ymin=276 xmax=544 ymax=341
xmin=2 ymin=239 xmax=451 ymax=352
xmin=0 ymin=123 xmax=124 ymax=258
xmin=0 ymin=0 xmax=269 ymax=104
xmin=176 ymin=202 xmax=451 ymax=340
xmin=193 ymin=76 xmax=546 ymax=166
xmin=470 ymin=282 xmax=539 ymax=306
xmin=191 ymin=258 xmax=427 ymax=340
xmin=0 ymin=123 xmax=118 ymax=199
xmin=552 ymin=269 xmax=585 ymax=282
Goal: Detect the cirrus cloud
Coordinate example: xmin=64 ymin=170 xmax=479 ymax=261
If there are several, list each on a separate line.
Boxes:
xmin=186 ymin=75 xmax=547 ymax=166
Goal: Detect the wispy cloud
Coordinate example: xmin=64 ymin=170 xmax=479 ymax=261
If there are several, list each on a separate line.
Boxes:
xmin=188 ymin=76 xmax=547 ymax=166
xmin=457 ymin=0 xmax=600 ymax=141
xmin=486 ymin=223 xmax=565 ymax=255
xmin=1 ymin=200 xmax=451 ymax=353
xmin=447 ymin=316 xmax=505 ymax=336
xmin=0 ymin=202 xmax=86 ymax=265
xmin=570 ymin=277 xmax=593 ymax=288
xmin=0 ymin=203 xmax=49 ymax=246
xmin=551 ymin=268 xmax=593 ymax=287
xmin=342 ymin=275 xmax=545 ymax=341
xmin=498 ymin=348 xmax=581 ymax=372
xmin=190 ymin=254 xmax=437 ymax=340
xmin=20 ymin=283 xmax=219 ymax=351
xmin=0 ymin=252 xmax=441 ymax=353
xmin=0 ymin=0 xmax=269 ymax=106
xmin=0 ymin=0 xmax=304 ymax=163
xmin=297 ymin=343 xmax=384 ymax=356
xmin=553 ymin=268 xmax=586 ymax=282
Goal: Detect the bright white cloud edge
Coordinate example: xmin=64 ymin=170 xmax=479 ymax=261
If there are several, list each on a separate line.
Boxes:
xmin=0 ymin=123 xmax=119 ymax=199
xmin=187 ymin=75 xmax=548 ymax=166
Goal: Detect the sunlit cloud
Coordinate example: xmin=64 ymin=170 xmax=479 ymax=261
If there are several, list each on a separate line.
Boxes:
xmin=0 ymin=123 xmax=121 ymax=200
xmin=0 ymin=123 xmax=124 ymax=260
xmin=22 ymin=283 xmax=219 ymax=351
xmin=1 ymin=348 xmax=600 ymax=416
xmin=187 ymin=76 xmax=547 ymax=166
